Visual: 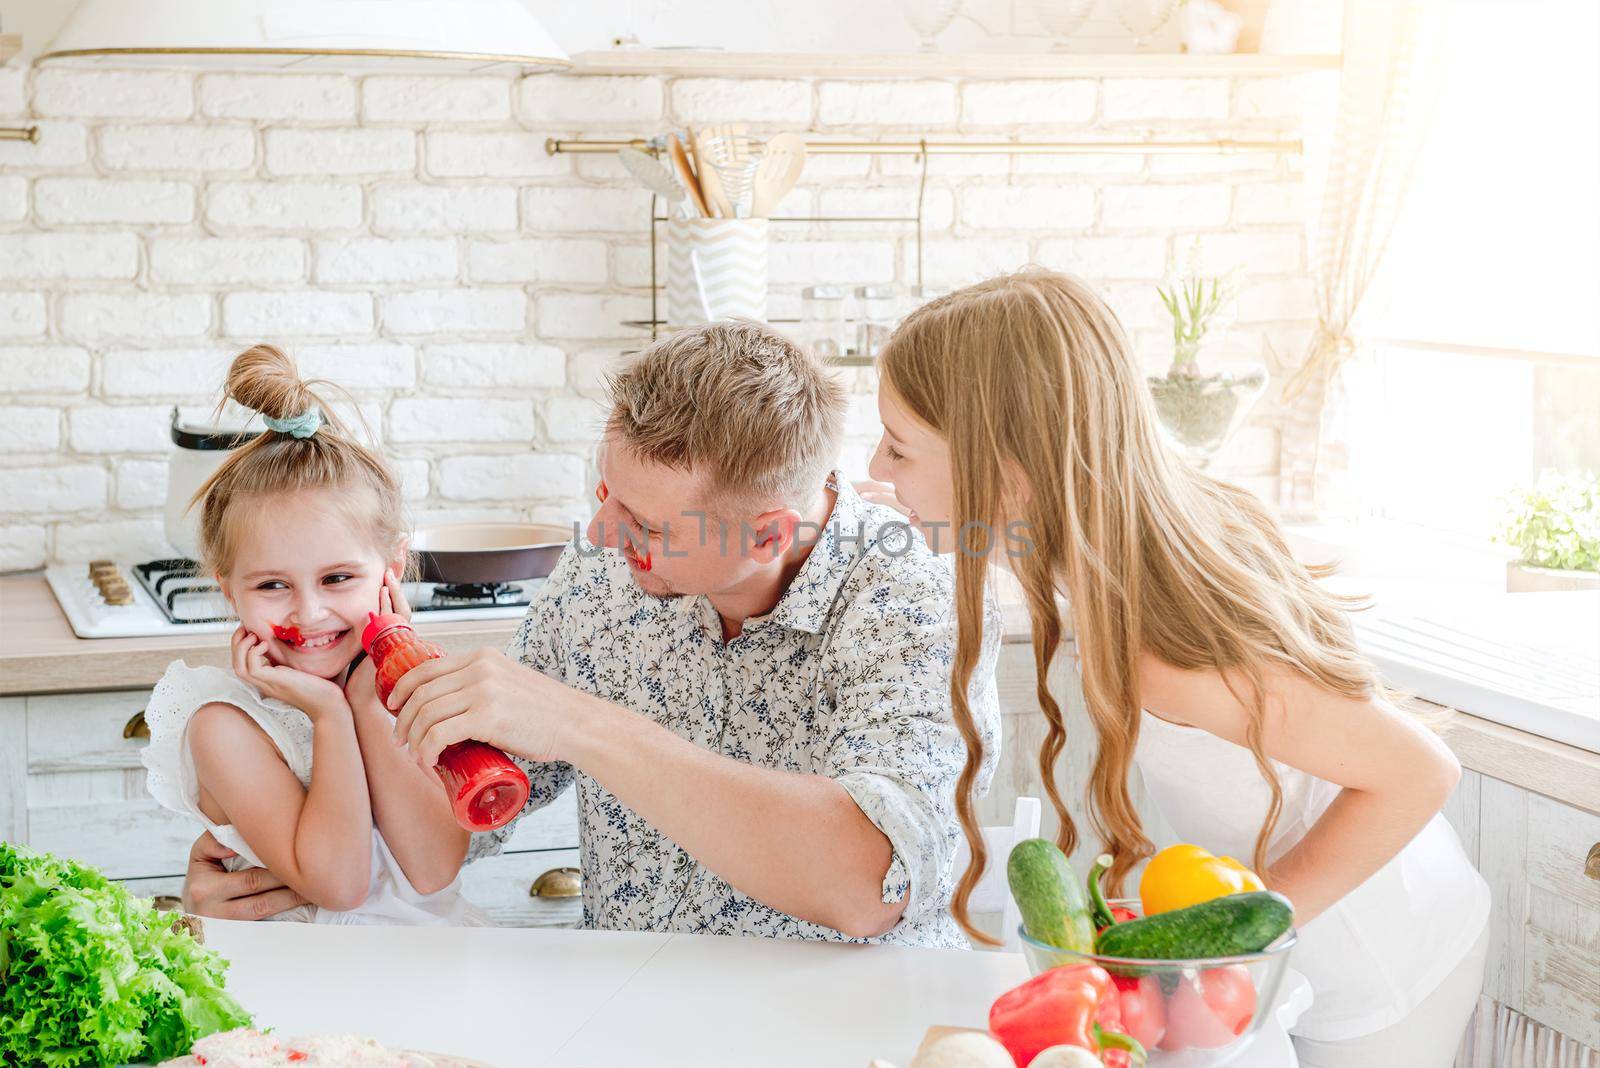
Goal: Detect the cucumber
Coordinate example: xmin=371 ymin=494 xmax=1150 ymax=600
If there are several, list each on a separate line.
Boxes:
xmin=1094 ymin=891 xmax=1294 ymax=960
xmin=1007 ymin=838 xmax=1095 ymax=953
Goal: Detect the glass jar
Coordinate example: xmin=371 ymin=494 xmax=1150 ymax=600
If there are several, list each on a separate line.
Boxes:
xmin=903 ymin=284 xmax=948 ymax=319
xmin=800 ymin=286 xmax=848 ymax=360
xmin=855 ymin=284 xmax=900 ymax=360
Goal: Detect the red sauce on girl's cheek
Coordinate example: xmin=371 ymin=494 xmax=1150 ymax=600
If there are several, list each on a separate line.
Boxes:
xmin=272 ymin=624 xmax=303 ymax=645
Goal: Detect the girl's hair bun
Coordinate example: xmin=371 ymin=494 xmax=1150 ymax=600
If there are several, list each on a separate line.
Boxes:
xmin=225 ymin=344 xmax=320 ymax=426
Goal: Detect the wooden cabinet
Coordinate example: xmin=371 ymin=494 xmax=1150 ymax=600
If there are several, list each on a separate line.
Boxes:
xmin=0 ymin=688 xmax=581 ymax=926
xmin=1449 ymin=770 xmax=1600 ymax=1052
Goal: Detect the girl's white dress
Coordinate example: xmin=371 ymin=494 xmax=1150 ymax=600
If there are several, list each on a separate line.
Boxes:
xmin=1134 ymin=709 xmax=1490 ymax=1042
xmin=142 ymin=661 xmax=490 ymax=927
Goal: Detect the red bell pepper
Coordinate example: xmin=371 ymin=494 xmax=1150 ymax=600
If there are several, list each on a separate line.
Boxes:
xmin=989 ymin=964 xmax=1147 ymax=1068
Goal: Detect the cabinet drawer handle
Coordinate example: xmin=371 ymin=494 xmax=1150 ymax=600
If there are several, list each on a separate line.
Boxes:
xmin=123 ymin=710 xmax=149 ymax=740
xmin=530 ymin=867 xmax=581 ymax=898
xmin=1587 ymin=843 xmax=1600 ymax=882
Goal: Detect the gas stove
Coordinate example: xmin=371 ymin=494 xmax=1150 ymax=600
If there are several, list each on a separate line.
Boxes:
xmin=47 ymin=559 xmax=540 ymax=639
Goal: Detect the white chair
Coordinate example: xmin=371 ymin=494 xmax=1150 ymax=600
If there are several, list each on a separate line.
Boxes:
xmin=950 ymin=796 xmax=1043 ymax=951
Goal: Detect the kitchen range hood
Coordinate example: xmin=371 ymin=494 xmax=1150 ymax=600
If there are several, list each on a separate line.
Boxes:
xmin=37 ymin=0 xmax=571 ymax=74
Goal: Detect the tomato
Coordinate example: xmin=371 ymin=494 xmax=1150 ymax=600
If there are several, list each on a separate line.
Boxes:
xmin=1158 ymin=965 xmax=1256 ymax=1051
xmin=1112 ymin=974 xmax=1167 ymax=1050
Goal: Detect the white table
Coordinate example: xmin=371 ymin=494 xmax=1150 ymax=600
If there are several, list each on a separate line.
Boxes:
xmin=200 ymin=921 xmax=1306 ymax=1067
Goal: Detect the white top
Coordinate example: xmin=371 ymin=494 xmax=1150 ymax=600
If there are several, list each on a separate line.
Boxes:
xmin=1134 ymin=709 xmax=1491 ymax=1041
xmin=141 ymin=662 xmax=488 ymax=928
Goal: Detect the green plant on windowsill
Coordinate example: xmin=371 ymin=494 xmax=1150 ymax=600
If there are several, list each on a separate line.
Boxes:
xmin=1497 ymin=470 xmax=1600 ymax=592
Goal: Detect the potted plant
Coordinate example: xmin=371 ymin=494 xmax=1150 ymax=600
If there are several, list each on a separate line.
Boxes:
xmin=1147 ymin=251 xmax=1267 ymax=467
xmin=1497 ymin=470 xmax=1600 ymax=592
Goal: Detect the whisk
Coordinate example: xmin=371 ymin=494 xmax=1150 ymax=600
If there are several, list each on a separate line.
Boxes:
xmin=700 ymin=130 xmax=765 ymax=219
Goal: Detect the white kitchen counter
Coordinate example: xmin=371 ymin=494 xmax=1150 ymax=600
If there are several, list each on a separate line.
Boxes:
xmin=198 ymin=920 xmax=1306 ymax=1067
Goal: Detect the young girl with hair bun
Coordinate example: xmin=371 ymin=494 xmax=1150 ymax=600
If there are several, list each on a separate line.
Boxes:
xmin=141 ymin=345 xmax=484 ymax=925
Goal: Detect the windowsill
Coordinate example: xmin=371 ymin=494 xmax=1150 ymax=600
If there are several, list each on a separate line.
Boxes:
xmin=1282 ymin=516 xmax=1600 ymax=803
xmin=1281 ymin=515 xmax=1516 ymax=610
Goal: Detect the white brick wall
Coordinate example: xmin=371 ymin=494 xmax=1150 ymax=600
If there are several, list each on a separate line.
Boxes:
xmin=207 ymin=181 xmax=363 ymax=232
xmin=0 ymin=64 xmax=1314 ymax=566
xmin=519 ymin=76 xmax=662 ymax=125
xmin=34 ymin=178 xmax=195 ymax=225
xmin=264 ymin=129 xmax=417 ymax=177
xmin=99 ymin=125 xmax=256 ymax=173
xmin=818 ymin=81 xmax=958 ymax=126
xmin=1 ymin=175 xmax=27 ymax=221
xmin=32 ymin=70 xmax=192 ymax=120
xmin=671 ymin=79 xmax=813 ymax=125
xmin=961 ymin=81 xmax=1097 ymax=127
xmin=315 ymin=239 xmax=458 ymax=285
xmin=422 ymin=343 xmax=565 ymax=390
xmin=1101 ymin=79 xmax=1230 ymax=122
xmin=223 ymin=291 xmax=374 ymax=339
xmin=425 ymin=131 xmax=569 ymax=179
xmin=373 ymin=185 xmax=517 ymax=235
xmin=363 ymin=77 xmax=512 ymax=124
xmin=199 ymin=74 xmax=355 ymax=122
xmin=0 ymin=234 xmax=139 ymax=281
xmin=151 ymin=238 xmax=305 ymax=286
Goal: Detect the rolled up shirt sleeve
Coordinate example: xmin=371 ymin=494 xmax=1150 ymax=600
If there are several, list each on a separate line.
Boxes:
xmin=820 ymin=564 xmax=1002 ymax=922
xmin=466 ymin=546 xmax=583 ymax=863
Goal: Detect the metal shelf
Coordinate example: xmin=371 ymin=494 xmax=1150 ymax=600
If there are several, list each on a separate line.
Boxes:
xmin=549 ymin=134 xmax=1303 ymax=345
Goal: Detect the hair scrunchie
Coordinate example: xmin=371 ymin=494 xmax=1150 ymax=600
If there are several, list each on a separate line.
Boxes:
xmin=262 ymin=407 xmax=321 ymax=439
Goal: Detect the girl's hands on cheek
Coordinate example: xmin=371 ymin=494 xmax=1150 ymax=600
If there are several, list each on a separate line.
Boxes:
xmin=380 ymin=568 xmax=411 ymax=621
xmin=231 ymin=625 xmax=349 ymax=721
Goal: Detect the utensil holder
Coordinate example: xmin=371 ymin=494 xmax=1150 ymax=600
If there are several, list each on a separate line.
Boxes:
xmin=666 ymin=218 xmax=768 ymax=325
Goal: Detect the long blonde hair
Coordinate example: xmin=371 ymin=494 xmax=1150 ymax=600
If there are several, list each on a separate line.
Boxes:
xmin=880 ymin=269 xmax=1381 ymax=946
xmin=194 ymin=344 xmax=406 ymax=578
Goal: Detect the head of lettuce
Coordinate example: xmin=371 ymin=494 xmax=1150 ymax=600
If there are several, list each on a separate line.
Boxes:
xmin=1 ymin=842 xmax=252 ymax=1067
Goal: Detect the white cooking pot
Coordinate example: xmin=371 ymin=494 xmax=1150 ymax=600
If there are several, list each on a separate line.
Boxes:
xmin=164 ymin=407 xmax=262 ymax=561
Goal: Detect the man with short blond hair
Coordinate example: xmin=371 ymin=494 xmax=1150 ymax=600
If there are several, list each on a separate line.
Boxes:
xmin=186 ymin=320 xmax=1000 ymax=947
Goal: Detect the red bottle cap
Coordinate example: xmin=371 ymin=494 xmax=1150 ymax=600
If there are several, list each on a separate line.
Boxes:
xmin=361 ymin=610 xmax=411 ymax=654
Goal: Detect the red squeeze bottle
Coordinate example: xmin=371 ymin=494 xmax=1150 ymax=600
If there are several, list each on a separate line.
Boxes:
xmin=361 ymin=611 xmax=530 ymax=832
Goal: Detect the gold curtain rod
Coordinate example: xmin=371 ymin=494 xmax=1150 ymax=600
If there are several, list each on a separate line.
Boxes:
xmin=547 ymin=136 xmax=1300 ymax=156
xmin=1 ymin=126 xmax=39 ymax=143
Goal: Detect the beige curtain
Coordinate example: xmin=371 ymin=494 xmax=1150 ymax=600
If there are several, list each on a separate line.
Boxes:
xmin=1277 ymin=0 xmax=1448 ymax=520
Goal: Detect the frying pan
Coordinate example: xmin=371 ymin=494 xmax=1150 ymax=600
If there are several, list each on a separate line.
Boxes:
xmin=411 ymin=522 xmax=574 ymax=585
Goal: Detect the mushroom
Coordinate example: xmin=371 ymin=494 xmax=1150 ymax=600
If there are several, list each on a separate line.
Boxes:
xmin=909 ymin=1031 xmax=1015 ymax=1068
xmin=1028 ymin=1045 xmax=1104 ymax=1068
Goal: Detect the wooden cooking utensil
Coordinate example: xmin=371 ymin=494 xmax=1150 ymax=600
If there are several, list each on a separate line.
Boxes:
xmin=689 ymin=124 xmax=737 ymax=219
xmin=665 ymin=134 xmax=710 ymax=218
xmin=750 ymin=131 xmax=807 ymax=217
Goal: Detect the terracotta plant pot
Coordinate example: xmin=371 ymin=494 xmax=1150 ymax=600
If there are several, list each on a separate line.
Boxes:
xmin=1505 ymin=561 xmax=1600 ymax=593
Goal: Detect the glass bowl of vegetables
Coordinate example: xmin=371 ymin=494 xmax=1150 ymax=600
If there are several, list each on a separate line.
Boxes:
xmin=1019 ymin=900 xmax=1297 ymax=1068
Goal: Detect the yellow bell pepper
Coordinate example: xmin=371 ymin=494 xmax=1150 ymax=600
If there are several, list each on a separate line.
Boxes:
xmin=1139 ymin=843 xmax=1265 ymax=916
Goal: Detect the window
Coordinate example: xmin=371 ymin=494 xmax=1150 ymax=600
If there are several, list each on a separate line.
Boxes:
xmin=1356 ymin=0 xmax=1599 ymax=544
